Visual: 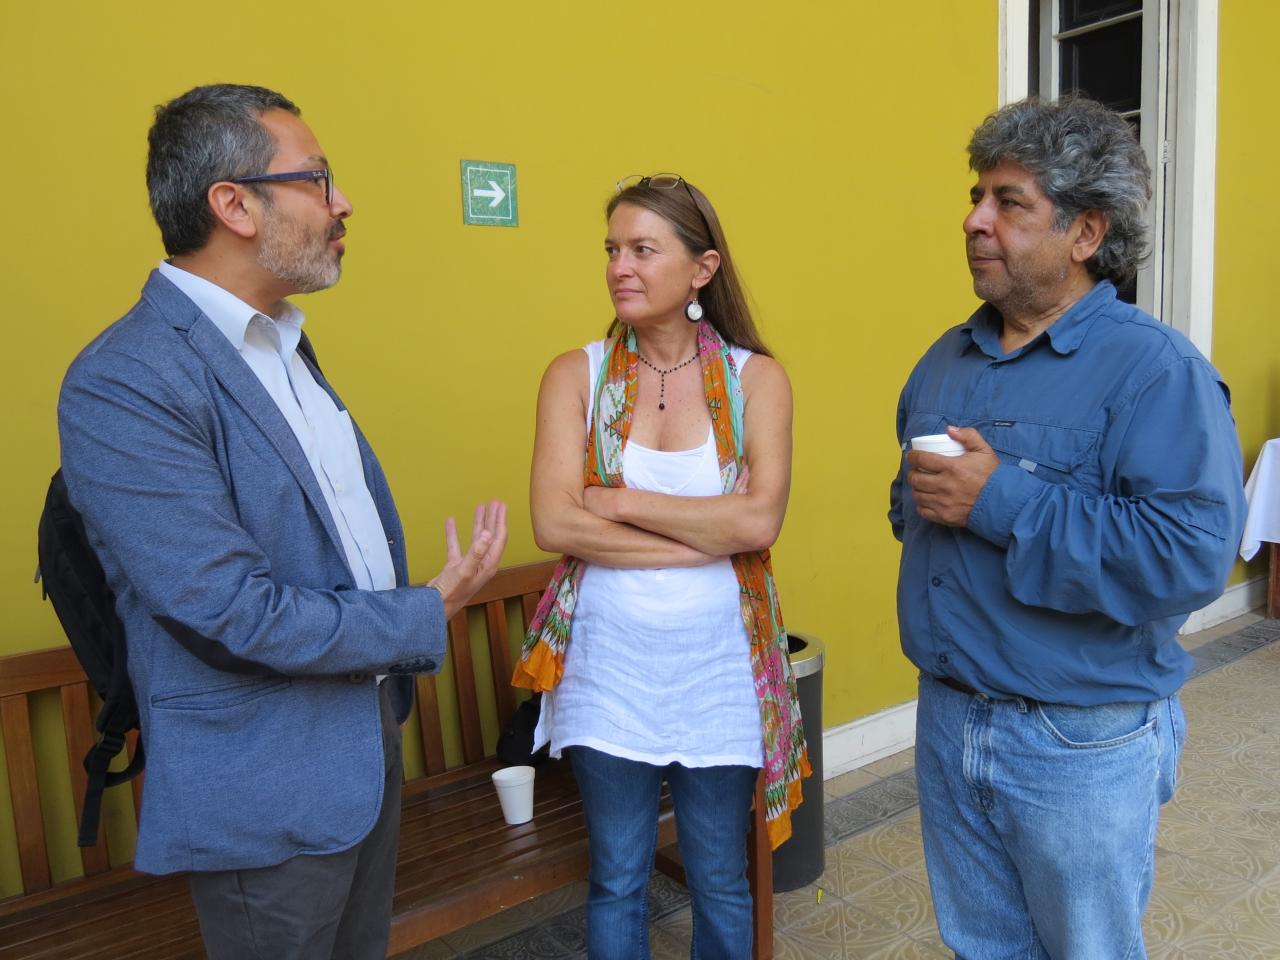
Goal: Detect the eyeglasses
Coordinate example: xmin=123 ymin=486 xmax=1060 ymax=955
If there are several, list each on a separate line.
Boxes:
xmin=616 ymin=173 xmax=713 ymax=239
xmin=617 ymin=173 xmax=692 ymax=200
xmin=229 ymin=167 xmax=333 ymax=206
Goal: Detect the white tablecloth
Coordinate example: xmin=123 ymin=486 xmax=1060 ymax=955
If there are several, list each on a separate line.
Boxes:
xmin=1240 ymin=438 xmax=1280 ymax=561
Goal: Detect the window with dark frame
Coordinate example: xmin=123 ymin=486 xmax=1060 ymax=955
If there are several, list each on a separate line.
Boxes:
xmin=1035 ymin=0 xmax=1146 ymax=303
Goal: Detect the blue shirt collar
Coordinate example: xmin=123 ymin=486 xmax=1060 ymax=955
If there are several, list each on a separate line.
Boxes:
xmin=961 ymin=280 xmax=1117 ymax=359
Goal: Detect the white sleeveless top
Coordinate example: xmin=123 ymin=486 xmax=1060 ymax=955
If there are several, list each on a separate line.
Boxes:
xmin=533 ymin=340 xmax=763 ymax=768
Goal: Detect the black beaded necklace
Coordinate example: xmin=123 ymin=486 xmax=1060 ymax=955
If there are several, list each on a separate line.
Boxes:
xmin=637 ymin=349 xmax=699 ymax=411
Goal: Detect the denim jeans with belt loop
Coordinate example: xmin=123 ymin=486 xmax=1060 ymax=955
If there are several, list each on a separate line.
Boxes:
xmin=914 ymin=672 xmax=1184 ymax=960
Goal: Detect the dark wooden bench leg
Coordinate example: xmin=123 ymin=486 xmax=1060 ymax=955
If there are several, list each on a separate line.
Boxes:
xmin=748 ymin=770 xmax=773 ymax=960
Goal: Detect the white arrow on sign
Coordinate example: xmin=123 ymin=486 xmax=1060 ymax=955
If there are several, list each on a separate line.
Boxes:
xmin=472 ymin=180 xmax=507 ymax=208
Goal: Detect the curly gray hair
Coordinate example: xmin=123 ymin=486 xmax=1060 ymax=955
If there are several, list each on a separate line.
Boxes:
xmin=967 ymin=96 xmax=1151 ymax=286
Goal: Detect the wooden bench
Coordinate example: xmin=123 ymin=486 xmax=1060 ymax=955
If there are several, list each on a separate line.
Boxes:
xmin=0 ymin=559 xmax=775 ymax=958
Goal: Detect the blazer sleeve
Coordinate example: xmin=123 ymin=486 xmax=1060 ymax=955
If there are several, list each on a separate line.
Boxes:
xmin=58 ymin=347 xmax=447 ymax=677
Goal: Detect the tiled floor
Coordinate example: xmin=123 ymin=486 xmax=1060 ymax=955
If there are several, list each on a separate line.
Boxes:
xmin=394 ymin=612 xmax=1280 ymax=959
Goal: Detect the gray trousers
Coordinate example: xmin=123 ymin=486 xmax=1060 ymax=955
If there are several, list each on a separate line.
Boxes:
xmin=190 ymin=683 xmax=403 ymax=960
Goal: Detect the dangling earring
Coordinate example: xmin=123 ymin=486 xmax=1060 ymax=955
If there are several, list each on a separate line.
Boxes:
xmin=684 ymin=298 xmax=704 ymax=323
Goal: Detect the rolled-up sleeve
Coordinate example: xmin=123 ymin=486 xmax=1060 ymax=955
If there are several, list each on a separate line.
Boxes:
xmin=968 ymin=357 xmax=1245 ymax=626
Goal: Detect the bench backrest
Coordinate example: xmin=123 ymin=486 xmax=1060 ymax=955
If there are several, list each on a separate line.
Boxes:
xmin=0 ymin=646 xmax=140 ymax=894
xmin=410 ymin=560 xmax=555 ymax=781
xmin=0 ymin=559 xmax=556 ymax=897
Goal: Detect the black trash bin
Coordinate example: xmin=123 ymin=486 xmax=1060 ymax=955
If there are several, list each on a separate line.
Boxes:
xmin=772 ymin=631 xmax=825 ymax=892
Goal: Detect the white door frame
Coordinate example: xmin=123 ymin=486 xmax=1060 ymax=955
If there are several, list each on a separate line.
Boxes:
xmin=997 ymin=0 xmax=1218 ymax=358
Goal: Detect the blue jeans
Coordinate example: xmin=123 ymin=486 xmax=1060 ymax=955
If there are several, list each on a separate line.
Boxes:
xmin=914 ymin=674 xmax=1184 ymax=960
xmin=567 ymin=747 xmax=757 ymax=960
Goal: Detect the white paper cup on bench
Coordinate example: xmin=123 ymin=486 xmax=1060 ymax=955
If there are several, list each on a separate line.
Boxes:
xmin=911 ymin=434 xmax=966 ymax=457
xmin=492 ymin=765 xmax=535 ymax=825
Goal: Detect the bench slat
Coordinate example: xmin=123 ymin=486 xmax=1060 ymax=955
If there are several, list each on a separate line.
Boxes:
xmin=389 ymin=842 xmax=591 ymax=951
xmin=0 ymin=866 xmax=153 ymax=922
xmin=466 ymin=559 xmax=558 ymax=606
xmin=0 ymin=873 xmax=196 ymax=959
xmin=0 ymin=695 xmax=51 ymax=893
xmin=0 ymin=648 xmax=83 ymax=699
xmin=58 ymin=682 xmax=111 ymax=877
xmin=448 ymin=611 xmax=485 ymax=764
xmin=413 ymin=674 xmax=447 ymax=775
xmin=485 ymin=600 xmax=516 ymax=729
xmin=521 ymin=592 xmax=539 ymax=635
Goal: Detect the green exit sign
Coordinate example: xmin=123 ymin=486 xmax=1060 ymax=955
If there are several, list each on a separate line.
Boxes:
xmin=461 ymin=160 xmax=517 ymax=227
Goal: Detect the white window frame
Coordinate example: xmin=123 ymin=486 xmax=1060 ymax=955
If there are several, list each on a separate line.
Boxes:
xmin=998 ymin=0 xmax=1218 ymax=358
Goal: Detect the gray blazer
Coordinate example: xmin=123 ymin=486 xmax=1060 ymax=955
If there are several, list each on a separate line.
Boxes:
xmin=58 ymin=270 xmax=445 ymax=875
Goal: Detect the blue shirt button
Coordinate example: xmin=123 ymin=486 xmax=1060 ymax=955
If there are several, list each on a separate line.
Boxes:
xmin=938 ymin=654 xmax=950 ymax=664
xmin=931 ymin=576 xmax=943 ymax=586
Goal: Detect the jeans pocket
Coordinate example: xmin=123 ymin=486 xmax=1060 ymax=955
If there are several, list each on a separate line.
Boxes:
xmin=1157 ymin=695 xmax=1186 ymax=802
xmin=1035 ymin=700 xmax=1155 ymax=749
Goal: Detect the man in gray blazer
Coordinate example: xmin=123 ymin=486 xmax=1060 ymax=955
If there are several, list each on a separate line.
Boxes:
xmin=57 ymin=83 xmax=507 ymax=959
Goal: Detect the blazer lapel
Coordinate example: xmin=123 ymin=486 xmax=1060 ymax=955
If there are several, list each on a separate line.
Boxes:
xmin=142 ymin=272 xmax=353 ymax=574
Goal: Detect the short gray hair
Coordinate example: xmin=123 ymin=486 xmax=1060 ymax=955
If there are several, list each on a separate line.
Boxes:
xmin=147 ymin=84 xmax=299 ymax=257
xmin=967 ymin=96 xmax=1151 ymax=286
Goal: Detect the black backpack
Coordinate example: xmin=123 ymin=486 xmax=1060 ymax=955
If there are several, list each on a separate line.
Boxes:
xmin=36 ymin=468 xmax=142 ymax=847
xmin=494 ymin=691 xmax=550 ymax=767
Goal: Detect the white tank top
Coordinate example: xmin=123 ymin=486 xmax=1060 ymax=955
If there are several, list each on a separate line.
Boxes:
xmin=533 ymin=340 xmax=763 ymax=768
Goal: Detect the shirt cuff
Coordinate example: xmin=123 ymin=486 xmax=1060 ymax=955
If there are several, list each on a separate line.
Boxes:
xmin=967 ymin=463 xmax=1042 ymax=548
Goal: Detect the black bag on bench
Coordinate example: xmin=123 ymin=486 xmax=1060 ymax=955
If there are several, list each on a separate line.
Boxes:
xmin=496 ymin=692 xmax=550 ymax=767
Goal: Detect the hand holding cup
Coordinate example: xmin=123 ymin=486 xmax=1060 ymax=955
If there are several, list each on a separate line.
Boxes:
xmin=906 ymin=426 xmax=999 ymax=527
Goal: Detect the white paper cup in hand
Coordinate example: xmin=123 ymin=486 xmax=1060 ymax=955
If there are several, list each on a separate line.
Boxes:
xmin=492 ymin=765 xmax=535 ymax=825
xmin=911 ymin=434 xmax=966 ymax=457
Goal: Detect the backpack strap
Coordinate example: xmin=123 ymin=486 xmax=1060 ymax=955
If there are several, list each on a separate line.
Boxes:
xmin=78 ymin=734 xmax=144 ymax=848
xmin=78 ymin=644 xmax=143 ymax=847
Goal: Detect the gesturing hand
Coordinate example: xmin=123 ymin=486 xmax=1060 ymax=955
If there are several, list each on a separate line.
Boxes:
xmin=906 ymin=426 xmax=999 ymax=527
xmin=428 ymin=500 xmax=508 ymax=618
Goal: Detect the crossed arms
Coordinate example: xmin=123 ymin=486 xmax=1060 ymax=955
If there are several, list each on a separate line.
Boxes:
xmin=529 ymin=348 xmax=793 ymax=568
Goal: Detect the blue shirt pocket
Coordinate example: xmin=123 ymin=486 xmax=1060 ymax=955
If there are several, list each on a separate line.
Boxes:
xmin=980 ymin=420 xmax=1101 ymax=493
xmin=902 ymin=414 xmax=949 ymax=449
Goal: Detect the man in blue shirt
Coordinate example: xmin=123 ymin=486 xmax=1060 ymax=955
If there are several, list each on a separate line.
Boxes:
xmin=889 ymin=97 xmax=1245 ymax=959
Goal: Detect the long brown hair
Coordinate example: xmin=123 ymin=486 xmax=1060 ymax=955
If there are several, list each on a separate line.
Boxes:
xmin=605 ymin=179 xmax=771 ymax=357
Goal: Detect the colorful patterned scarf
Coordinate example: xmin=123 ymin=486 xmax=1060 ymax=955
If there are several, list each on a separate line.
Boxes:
xmin=512 ymin=320 xmax=809 ymax=848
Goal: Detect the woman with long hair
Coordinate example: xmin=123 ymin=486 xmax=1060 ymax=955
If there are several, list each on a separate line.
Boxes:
xmin=514 ymin=174 xmax=807 ymax=959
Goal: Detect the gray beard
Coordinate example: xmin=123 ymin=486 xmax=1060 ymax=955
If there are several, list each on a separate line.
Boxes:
xmin=976 ymin=262 xmax=1070 ymax=323
xmin=257 ymin=215 xmax=341 ymax=294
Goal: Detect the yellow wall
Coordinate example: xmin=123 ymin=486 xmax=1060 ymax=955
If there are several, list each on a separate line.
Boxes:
xmin=1213 ymin=0 xmax=1280 ymax=586
xmin=0 ymin=1 xmax=997 ymax=894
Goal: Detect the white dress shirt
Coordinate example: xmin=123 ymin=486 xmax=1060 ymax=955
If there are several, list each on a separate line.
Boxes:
xmin=158 ymin=261 xmax=396 ymax=596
